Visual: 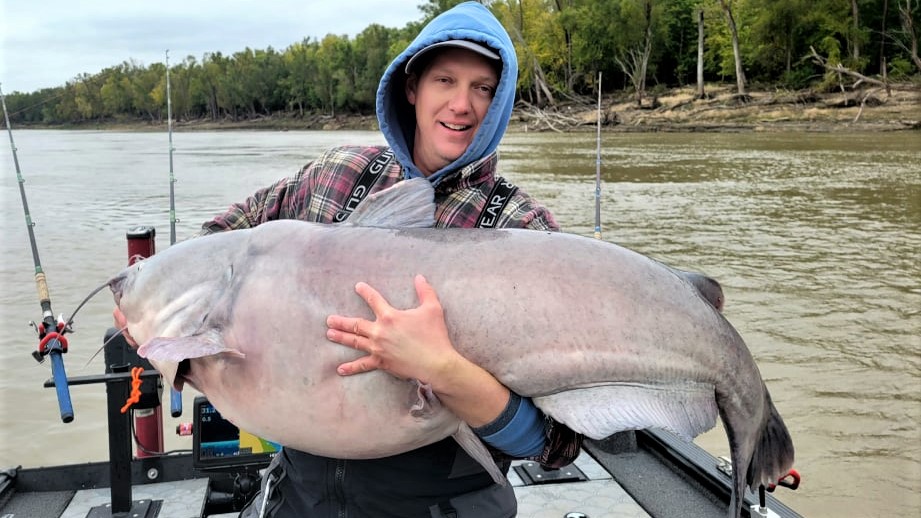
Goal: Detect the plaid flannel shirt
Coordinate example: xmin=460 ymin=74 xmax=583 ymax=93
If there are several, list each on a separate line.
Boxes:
xmin=200 ymin=144 xmax=582 ymax=468
xmin=202 ymin=145 xmax=558 ymax=232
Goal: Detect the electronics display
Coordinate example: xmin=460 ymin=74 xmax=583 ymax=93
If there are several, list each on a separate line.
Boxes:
xmin=192 ymin=395 xmax=280 ymax=470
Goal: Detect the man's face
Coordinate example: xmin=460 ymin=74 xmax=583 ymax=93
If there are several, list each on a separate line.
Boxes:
xmin=406 ymin=48 xmax=499 ymax=176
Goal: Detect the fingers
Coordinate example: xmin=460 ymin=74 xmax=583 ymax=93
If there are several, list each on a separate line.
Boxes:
xmin=325 ymin=326 xmax=367 ymax=351
xmin=328 ymin=276 xmax=443 ymax=380
xmin=354 ymin=276 xmax=438 ymax=313
xmin=414 ymin=274 xmax=439 ymax=306
xmin=326 ymin=315 xmax=368 ymax=340
xmin=327 ymin=321 xmax=378 ymax=376
xmin=337 ymin=356 xmax=380 ymax=376
xmin=355 ymin=281 xmax=389 ymax=315
xmin=113 ymin=308 xmax=127 ymax=328
xmin=112 ymin=308 xmax=137 ymax=346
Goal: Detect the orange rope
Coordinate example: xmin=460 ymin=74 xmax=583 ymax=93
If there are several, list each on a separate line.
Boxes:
xmin=120 ymin=367 xmax=144 ymax=413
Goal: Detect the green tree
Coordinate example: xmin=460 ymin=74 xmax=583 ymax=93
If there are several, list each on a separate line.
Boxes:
xmin=71 ymin=73 xmax=105 ymax=120
xmin=168 ymin=56 xmax=201 ymax=121
xmin=198 ymin=52 xmax=228 ymax=121
xmin=660 ymin=0 xmax=703 ymax=86
xmin=716 ymin=0 xmax=748 ymax=96
xmin=280 ymin=39 xmax=321 ymax=116
xmin=128 ymin=63 xmax=166 ymax=121
xmin=748 ymin=0 xmax=823 ymax=85
xmin=549 ymin=0 xmax=578 ymax=92
xmin=316 ymin=34 xmax=354 ymax=116
xmin=610 ymin=0 xmax=669 ymax=106
xmin=6 ymin=0 xmax=916 ymax=127
xmin=492 ymin=0 xmax=565 ymax=105
xmin=353 ymin=24 xmax=397 ymax=111
xmin=99 ymin=64 xmax=133 ymax=118
xmin=419 ymin=0 xmax=471 ymax=23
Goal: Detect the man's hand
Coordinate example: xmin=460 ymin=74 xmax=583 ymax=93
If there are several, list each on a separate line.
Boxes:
xmin=112 ymin=308 xmax=138 ymax=347
xmin=326 ymin=274 xmax=462 ymax=384
xmin=325 ymin=274 xmax=510 ymax=428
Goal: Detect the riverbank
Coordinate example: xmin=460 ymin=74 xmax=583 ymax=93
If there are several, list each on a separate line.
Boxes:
xmin=24 ymin=84 xmax=921 ymax=133
xmin=522 ymin=84 xmax=921 ymax=133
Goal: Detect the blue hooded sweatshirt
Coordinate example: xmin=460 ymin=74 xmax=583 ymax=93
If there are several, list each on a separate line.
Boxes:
xmin=376 ymin=1 xmax=517 ymax=184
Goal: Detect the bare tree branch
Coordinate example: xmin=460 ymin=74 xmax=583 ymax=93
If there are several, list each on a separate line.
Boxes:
xmin=898 ymin=0 xmax=921 ymax=71
xmin=808 ymin=46 xmax=890 ymax=90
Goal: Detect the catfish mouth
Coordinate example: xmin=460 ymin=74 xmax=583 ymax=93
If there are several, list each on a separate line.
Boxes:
xmin=108 ymin=263 xmax=142 ymax=307
xmin=109 ymin=272 xmax=128 ymax=306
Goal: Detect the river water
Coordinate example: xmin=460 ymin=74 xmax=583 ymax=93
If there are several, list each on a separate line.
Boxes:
xmin=1 ymin=129 xmax=918 ymax=517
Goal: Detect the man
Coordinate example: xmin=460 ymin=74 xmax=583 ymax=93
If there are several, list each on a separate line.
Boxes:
xmin=117 ymin=2 xmax=582 ymax=516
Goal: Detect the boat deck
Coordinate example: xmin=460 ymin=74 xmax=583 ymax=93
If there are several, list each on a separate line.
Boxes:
xmin=2 ymin=431 xmax=799 ymax=518
xmin=510 ymin=451 xmax=650 ymax=518
xmin=8 ymin=450 xmax=653 ymax=518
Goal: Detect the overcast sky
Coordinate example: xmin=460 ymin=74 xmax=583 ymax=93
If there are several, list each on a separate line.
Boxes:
xmin=1 ymin=1 xmax=425 ymax=94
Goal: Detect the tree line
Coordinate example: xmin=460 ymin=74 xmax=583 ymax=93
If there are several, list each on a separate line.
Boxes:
xmin=5 ymin=0 xmax=920 ymax=125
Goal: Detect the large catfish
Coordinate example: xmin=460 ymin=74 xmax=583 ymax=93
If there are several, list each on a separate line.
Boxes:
xmin=109 ymin=179 xmax=793 ymax=518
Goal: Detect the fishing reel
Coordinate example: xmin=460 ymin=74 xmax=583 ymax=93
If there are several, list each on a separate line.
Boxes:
xmin=29 ymin=314 xmax=72 ymax=364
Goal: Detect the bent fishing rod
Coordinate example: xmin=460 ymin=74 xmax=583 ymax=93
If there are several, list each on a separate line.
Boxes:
xmin=1 ymin=83 xmax=74 ymax=423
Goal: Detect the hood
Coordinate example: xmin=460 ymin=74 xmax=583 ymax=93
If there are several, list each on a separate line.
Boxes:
xmin=376 ymin=1 xmax=517 ymax=184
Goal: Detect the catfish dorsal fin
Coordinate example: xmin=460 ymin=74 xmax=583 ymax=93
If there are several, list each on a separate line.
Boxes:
xmin=671 ymin=267 xmax=725 ymax=312
xmin=347 ymin=177 xmax=436 ymax=228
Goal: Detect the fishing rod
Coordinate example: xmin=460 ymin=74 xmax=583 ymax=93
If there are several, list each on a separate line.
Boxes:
xmin=167 ymin=49 xmax=177 ymax=246
xmin=1 ymin=83 xmax=74 ymax=423
xmin=594 ymin=71 xmax=603 ymax=241
xmin=165 ymin=50 xmax=183 ymax=417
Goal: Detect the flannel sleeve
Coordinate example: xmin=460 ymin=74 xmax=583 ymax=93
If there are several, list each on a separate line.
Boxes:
xmin=199 ymin=168 xmax=310 ymax=235
xmin=520 ymin=206 xmax=560 ymax=231
xmin=505 ymin=188 xmax=561 ymax=231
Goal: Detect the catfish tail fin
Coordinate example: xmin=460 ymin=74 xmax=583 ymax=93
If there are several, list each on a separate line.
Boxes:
xmin=747 ymin=388 xmax=795 ymax=490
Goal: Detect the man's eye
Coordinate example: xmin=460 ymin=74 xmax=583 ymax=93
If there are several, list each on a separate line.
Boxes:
xmin=477 ymin=85 xmax=495 ymax=96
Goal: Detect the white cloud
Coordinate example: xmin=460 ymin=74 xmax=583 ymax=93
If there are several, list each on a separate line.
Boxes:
xmin=1 ymin=0 xmax=423 ymax=93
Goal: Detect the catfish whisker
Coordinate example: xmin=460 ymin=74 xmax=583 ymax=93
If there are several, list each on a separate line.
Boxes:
xmin=64 ymin=280 xmax=112 ymax=331
xmin=82 ymin=324 xmax=131 ymax=369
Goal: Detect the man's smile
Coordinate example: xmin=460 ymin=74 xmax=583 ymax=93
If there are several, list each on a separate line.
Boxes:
xmin=441 ymin=122 xmax=472 ymax=131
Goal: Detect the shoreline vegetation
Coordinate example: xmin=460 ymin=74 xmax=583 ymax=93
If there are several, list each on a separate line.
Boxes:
xmin=16 ymin=84 xmax=921 ymax=133
xmin=7 ymin=2 xmax=920 ymax=137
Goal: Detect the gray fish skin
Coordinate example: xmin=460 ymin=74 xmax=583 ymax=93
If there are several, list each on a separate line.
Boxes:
xmin=109 ymin=181 xmax=793 ymax=518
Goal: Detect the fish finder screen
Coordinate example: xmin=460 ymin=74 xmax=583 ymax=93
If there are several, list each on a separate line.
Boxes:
xmin=193 ymin=396 xmax=280 ymax=469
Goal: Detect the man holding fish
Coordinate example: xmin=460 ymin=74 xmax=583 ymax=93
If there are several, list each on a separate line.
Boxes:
xmin=117 ymin=2 xmax=581 ymax=516
xmin=110 ymin=0 xmax=795 ymax=512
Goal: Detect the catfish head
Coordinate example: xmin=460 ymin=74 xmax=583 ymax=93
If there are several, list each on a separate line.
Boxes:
xmin=108 ymin=231 xmax=247 ymax=388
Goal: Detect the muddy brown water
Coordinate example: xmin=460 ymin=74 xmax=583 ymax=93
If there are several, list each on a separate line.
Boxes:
xmin=1 ymin=129 xmax=918 ymax=517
